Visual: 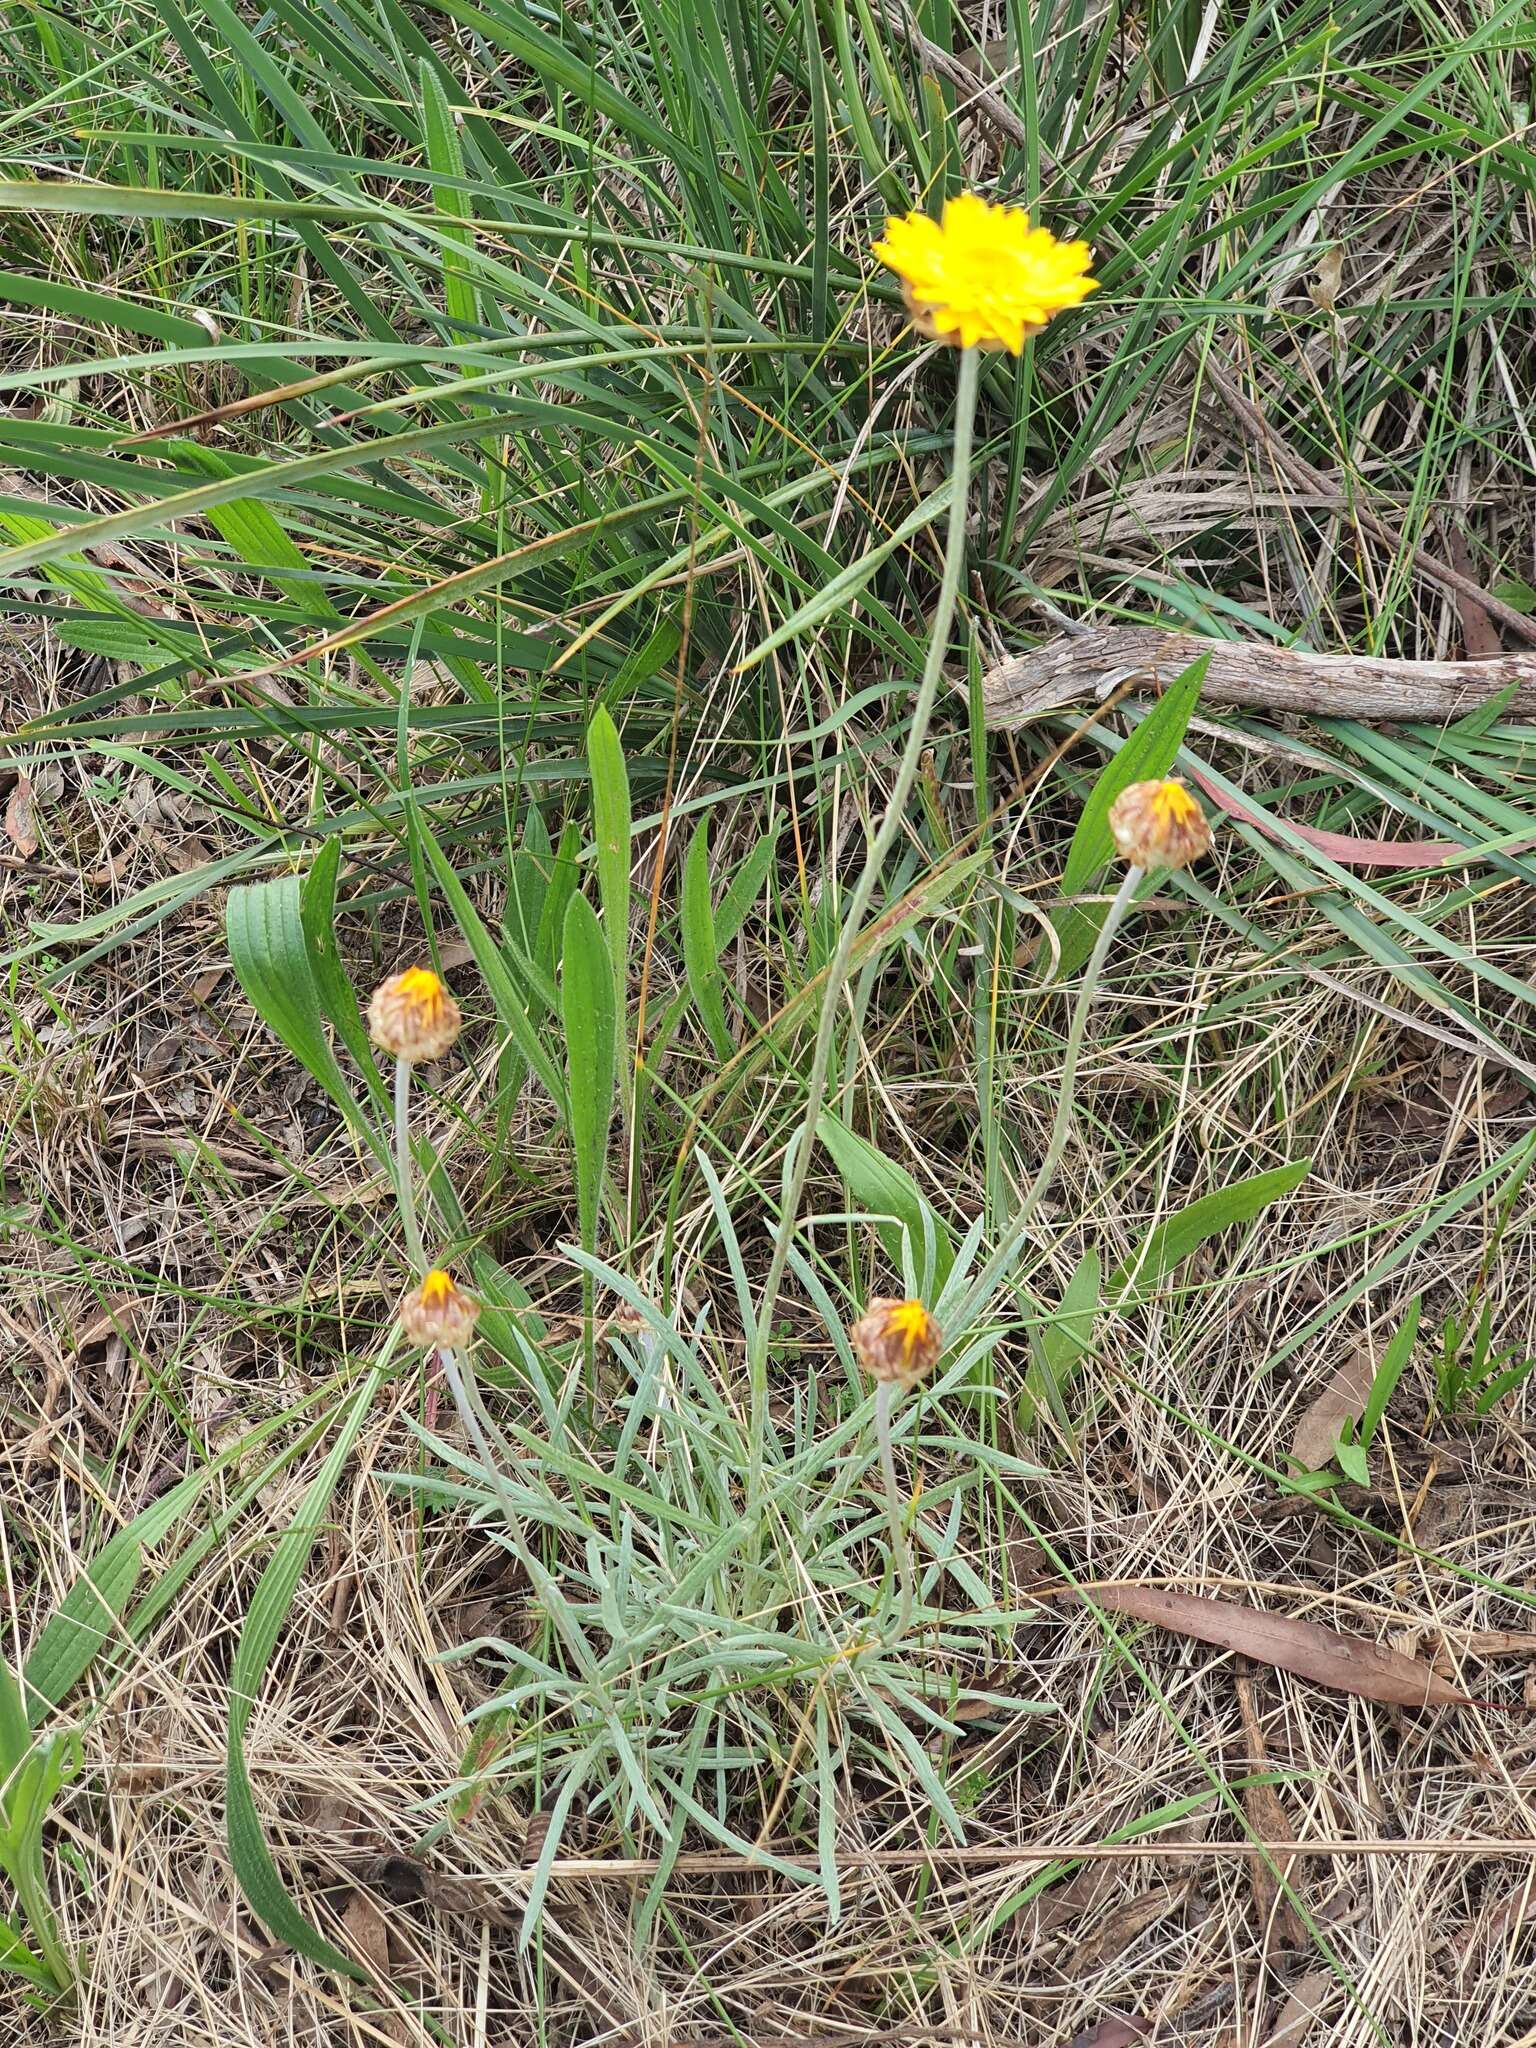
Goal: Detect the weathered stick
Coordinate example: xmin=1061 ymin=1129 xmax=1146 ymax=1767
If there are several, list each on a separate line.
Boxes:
xmin=981 ymin=625 xmax=1536 ymax=727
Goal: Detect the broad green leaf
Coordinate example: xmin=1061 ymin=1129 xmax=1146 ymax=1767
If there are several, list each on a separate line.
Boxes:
xmin=226 ymin=1368 xmax=383 ymax=1979
xmin=1111 ymin=1160 xmax=1310 ymax=1304
xmin=586 ymin=706 xmax=631 ymax=1027
xmin=0 ymin=1908 xmax=54 ymax=1991
xmin=715 ymin=827 xmax=778 ymax=942
xmin=681 ymin=819 xmax=733 ymax=1058
xmin=816 ymin=1111 xmax=954 ymax=1297
xmin=0 ymin=1664 xmax=27 ymax=1777
xmin=535 ymin=821 xmax=582 ymax=984
xmin=24 ymin=1475 xmax=198 ymax=1719
xmin=226 ymin=875 xmax=383 ymax=1160
xmin=1021 ymin=1248 xmax=1101 ymax=1432
xmin=561 ymin=892 xmax=617 ymax=1258
xmin=1053 ymin=654 xmax=1209 ymax=976
xmin=299 ymin=838 xmax=386 ymax=1112
xmin=27 ymin=1402 xmax=342 ymax=1725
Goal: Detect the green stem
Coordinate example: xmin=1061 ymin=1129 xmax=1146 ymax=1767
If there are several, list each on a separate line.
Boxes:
xmin=874 ymin=1378 xmax=916 ymax=1640
xmin=746 ymin=344 xmax=983 ymax=1522
xmin=393 ymin=1056 xmax=425 ymax=1275
xmin=14 ymin=1861 xmax=73 ymax=1993
xmin=958 ymin=863 xmax=1144 ymax=1324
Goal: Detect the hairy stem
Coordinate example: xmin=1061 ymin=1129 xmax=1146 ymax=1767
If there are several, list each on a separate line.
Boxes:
xmin=874 ymin=1377 xmax=917 ymax=1640
xmin=393 ymin=1055 xmax=425 ymax=1275
xmin=746 ymin=345 xmax=982 ymax=1518
xmin=959 ymin=863 xmax=1144 ymax=1323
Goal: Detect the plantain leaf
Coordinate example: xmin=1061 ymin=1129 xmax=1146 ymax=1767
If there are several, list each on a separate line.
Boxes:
xmin=586 ymin=705 xmax=632 ymax=1030
xmin=1021 ymin=1247 xmax=1101 ymax=1432
xmin=816 ymin=1110 xmax=954 ymax=1297
xmin=226 ymin=874 xmax=383 ymax=1161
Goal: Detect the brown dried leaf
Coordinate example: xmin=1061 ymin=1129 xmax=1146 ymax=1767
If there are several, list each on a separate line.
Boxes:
xmin=1070 ymin=1881 xmax=1188 ymax=1970
xmin=1455 ymin=1869 xmax=1536 ymax=1963
xmin=1445 ymin=531 xmax=1503 ymax=658
xmin=341 ymin=1887 xmax=390 ymax=1969
xmin=1289 ymin=1344 xmax=1374 ymax=1470
xmin=1084 ymin=1584 xmax=1474 ymax=1707
xmin=1066 ymin=2021 xmax=1151 ymax=2048
xmin=1265 ymin=1968 xmax=1337 ymax=2046
xmin=4 ymin=774 xmax=38 ymax=857
xmin=1307 ymin=246 xmax=1344 ymax=313
xmin=74 ymin=1294 xmax=149 ymax=1354
xmin=341 ymin=1890 xmax=405 ymax=2042
xmin=1235 ymin=1666 xmax=1304 ymax=1946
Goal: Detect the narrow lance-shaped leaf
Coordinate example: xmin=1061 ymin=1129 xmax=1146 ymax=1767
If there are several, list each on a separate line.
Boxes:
xmin=1052 ymin=653 xmax=1209 ymax=977
xmin=226 ymin=1370 xmax=383 ymax=1980
xmin=1080 ymin=1583 xmax=1481 ymax=1709
xmin=1111 ymin=1160 xmax=1310 ymax=1304
xmin=681 ymin=817 xmax=733 ymax=1059
xmin=586 ymin=704 xmax=631 ymax=1035
xmin=561 ymin=891 xmax=617 ymax=1259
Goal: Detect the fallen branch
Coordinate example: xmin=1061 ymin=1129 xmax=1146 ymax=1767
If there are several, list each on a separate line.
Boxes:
xmin=980 ymin=625 xmax=1536 ymax=727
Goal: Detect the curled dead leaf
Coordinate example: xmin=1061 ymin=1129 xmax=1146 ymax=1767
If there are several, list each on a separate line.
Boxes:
xmin=1066 ymin=2021 xmax=1151 ymax=2048
xmin=1308 ymin=246 xmax=1344 ymax=312
xmin=4 ymin=774 xmax=38 ymax=857
xmin=1289 ymin=1344 xmax=1375 ymax=1471
xmin=1265 ymin=1968 xmax=1337 ymax=2046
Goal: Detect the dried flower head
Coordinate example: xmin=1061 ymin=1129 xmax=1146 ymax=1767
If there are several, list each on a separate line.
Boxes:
xmin=368 ymin=966 xmax=461 ymax=1063
xmin=850 ymin=1296 xmax=943 ymax=1388
xmin=871 ymin=192 xmax=1096 ymax=355
xmin=400 ymin=1268 xmax=480 ymax=1350
xmin=1107 ymin=778 xmax=1211 ymax=870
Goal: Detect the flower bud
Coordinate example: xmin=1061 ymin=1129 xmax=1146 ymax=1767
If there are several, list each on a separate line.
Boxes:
xmin=850 ymin=1297 xmax=943 ymax=1388
xmin=1107 ymin=778 xmax=1211 ymax=870
xmin=400 ymin=1268 xmax=479 ymax=1350
xmin=368 ymin=966 xmax=461 ymax=1063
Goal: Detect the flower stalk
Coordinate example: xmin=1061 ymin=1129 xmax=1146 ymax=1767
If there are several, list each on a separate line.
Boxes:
xmin=873 ymin=1378 xmax=915 ymax=1637
xmin=747 ymin=346 xmax=981 ymax=1491
xmin=850 ymin=1296 xmax=942 ymax=1641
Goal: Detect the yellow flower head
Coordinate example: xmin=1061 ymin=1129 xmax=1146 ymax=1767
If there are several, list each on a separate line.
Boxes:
xmin=1107 ymin=778 xmax=1211 ymax=870
xmin=871 ymin=191 xmax=1096 ymax=354
xmin=368 ymin=965 xmax=461 ymax=1064
xmin=400 ymin=1267 xmax=480 ymax=1350
xmin=850 ymin=1296 xmax=944 ymax=1388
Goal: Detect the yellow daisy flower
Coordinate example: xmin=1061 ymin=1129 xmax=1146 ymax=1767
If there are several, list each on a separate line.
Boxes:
xmin=1107 ymin=778 xmax=1212 ymax=870
xmin=871 ymin=191 xmax=1097 ymax=355
xmin=368 ymin=965 xmax=462 ymax=1064
xmin=400 ymin=1267 xmax=480 ymax=1350
xmin=850 ymin=1296 xmax=943 ymax=1388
